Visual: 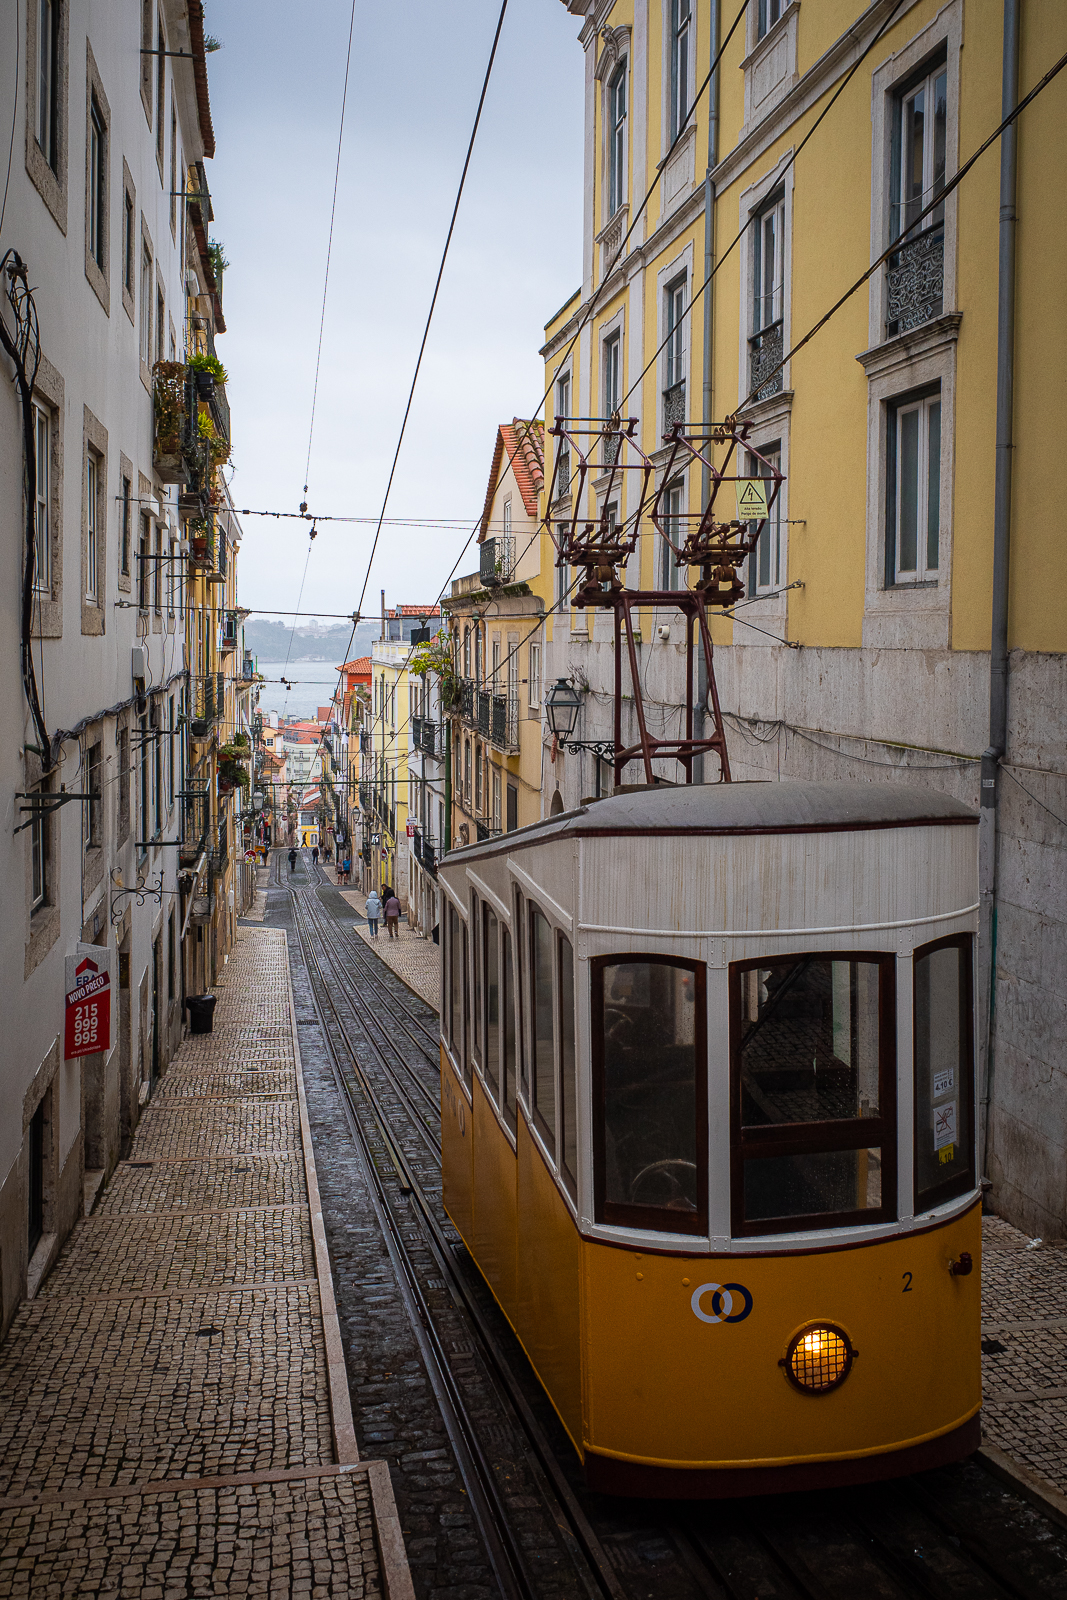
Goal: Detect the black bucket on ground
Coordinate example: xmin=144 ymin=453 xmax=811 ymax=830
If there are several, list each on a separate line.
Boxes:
xmin=186 ymin=993 xmax=217 ymax=1034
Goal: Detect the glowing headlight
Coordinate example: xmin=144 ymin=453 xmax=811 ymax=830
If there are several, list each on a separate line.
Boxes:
xmin=781 ymin=1323 xmax=856 ymax=1394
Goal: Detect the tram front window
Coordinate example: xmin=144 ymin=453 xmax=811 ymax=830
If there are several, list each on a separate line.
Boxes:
xmin=732 ymin=955 xmax=896 ymax=1234
xmin=914 ymin=935 xmax=974 ymax=1211
xmin=593 ymin=956 xmax=707 ymax=1234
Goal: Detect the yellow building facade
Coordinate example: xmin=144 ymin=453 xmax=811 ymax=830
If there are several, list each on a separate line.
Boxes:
xmin=444 ymin=421 xmax=556 ymax=846
xmin=544 ymin=0 xmax=1067 ymax=1235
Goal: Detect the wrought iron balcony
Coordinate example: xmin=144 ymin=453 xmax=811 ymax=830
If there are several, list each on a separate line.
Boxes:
xmin=480 ymin=536 xmax=515 ymax=587
xmin=190 ymin=671 xmax=225 ymax=732
xmin=413 ymin=717 xmax=436 ymax=757
xmin=477 ymin=690 xmax=492 ymax=737
xmin=460 ymin=678 xmax=475 ymax=723
xmin=886 ymin=228 xmax=944 ymax=338
xmin=749 ymin=321 xmax=784 ymax=401
xmin=476 ymin=820 xmax=502 ymax=844
xmin=663 ymin=379 xmax=686 ymax=433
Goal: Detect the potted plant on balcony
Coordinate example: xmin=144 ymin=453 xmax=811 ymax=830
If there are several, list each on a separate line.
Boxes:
xmin=187 ymin=350 xmax=228 ymax=400
xmin=197 ymin=409 xmax=230 ymax=468
xmin=152 ymin=361 xmax=188 ymax=481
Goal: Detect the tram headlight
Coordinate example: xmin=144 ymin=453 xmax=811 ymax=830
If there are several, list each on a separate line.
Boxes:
xmin=781 ymin=1323 xmax=856 ymax=1394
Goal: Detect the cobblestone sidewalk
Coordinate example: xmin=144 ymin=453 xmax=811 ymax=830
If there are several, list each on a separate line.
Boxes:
xmin=981 ymin=1214 xmax=1067 ymax=1503
xmin=0 ymin=928 xmax=410 ymax=1599
xmin=338 ymin=890 xmax=441 ymax=1012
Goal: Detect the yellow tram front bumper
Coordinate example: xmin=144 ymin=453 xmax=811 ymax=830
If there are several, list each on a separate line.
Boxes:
xmin=580 ymin=1201 xmax=982 ymax=1497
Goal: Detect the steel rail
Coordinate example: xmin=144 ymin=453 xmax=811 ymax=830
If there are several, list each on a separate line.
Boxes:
xmin=290 ymin=887 xmax=537 ymax=1600
xmin=290 ymin=881 xmax=628 ymax=1600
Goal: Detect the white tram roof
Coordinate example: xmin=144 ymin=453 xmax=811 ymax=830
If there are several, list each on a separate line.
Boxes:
xmin=443 ymin=780 xmax=976 ymax=867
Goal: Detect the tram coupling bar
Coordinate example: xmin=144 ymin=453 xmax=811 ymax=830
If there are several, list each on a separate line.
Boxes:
xmin=949 ymin=1252 xmax=974 ymax=1277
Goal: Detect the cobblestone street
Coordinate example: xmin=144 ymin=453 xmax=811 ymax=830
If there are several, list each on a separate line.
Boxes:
xmin=0 ymin=927 xmax=410 ymax=1599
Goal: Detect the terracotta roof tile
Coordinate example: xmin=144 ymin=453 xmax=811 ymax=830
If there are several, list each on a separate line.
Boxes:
xmin=479 ymin=419 xmax=544 ymax=540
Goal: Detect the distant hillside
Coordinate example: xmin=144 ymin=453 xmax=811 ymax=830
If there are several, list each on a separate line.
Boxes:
xmin=243 ymin=618 xmax=378 ymax=662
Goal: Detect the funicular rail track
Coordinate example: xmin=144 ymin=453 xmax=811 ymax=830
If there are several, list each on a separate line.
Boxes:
xmin=285 ymin=855 xmax=1067 ymax=1600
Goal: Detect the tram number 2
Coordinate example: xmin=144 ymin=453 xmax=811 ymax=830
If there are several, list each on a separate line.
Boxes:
xmin=902 ymin=1272 xmax=914 ymax=1292
xmin=442 ymin=1073 xmax=466 ymax=1136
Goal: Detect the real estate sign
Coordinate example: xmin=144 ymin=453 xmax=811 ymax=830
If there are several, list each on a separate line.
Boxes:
xmin=64 ymin=944 xmax=114 ymax=1059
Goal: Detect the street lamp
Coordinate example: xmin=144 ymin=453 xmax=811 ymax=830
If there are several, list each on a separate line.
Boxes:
xmin=544 ymin=677 xmax=616 ymax=761
xmin=544 ymin=678 xmax=581 ymax=740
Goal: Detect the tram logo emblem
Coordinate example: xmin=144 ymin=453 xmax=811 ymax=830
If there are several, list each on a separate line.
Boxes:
xmin=691 ymin=1282 xmax=753 ymax=1325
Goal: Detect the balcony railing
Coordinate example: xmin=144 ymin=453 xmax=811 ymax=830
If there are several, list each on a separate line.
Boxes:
xmin=460 ymin=678 xmax=475 ymax=723
xmin=748 ymin=321 xmax=784 ymax=401
xmin=477 ymin=690 xmax=491 ymax=737
xmin=885 ymin=228 xmax=944 ymax=338
xmin=662 ymin=379 xmax=686 ymax=433
xmin=480 ymin=536 xmax=515 ymax=587
xmin=412 ymin=717 xmax=437 ymax=757
xmin=191 ymin=671 xmax=225 ymax=731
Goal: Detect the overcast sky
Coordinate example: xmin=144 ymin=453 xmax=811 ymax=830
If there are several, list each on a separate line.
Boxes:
xmin=206 ymin=0 xmax=584 ymax=626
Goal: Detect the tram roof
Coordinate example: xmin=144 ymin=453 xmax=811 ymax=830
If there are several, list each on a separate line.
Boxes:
xmin=443 ymin=780 xmax=977 ymax=866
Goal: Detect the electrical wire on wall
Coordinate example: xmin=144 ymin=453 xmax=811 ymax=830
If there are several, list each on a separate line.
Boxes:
xmin=0 ymin=249 xmax=50 ymax=768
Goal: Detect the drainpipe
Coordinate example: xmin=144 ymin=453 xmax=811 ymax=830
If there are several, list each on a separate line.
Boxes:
xmin=694 ymin=0 xmax=721 ymax=784
xmin=980 ymin=0 xmax=1020 ymax=1179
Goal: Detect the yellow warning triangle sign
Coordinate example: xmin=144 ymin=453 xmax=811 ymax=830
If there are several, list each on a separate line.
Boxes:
xmin=736 ymin=478 xmax=769 ymax=520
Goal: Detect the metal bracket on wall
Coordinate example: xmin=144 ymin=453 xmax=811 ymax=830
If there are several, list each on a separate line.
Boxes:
xmin=109 ymin=867 xmax=165 ymax=926
xmin=13 ymin=790 xmax=97 ymax=835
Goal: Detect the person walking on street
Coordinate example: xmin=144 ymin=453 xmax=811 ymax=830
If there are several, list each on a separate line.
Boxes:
xmin=384 ymin=893 xmax=401 ymax=939
xmin=288 ymin=848 xmax=297 ymax=872
xmin=364 ymin=890 xmax=383 ymax=939
xmin=312 ymin=845 xmax=319 ymax=866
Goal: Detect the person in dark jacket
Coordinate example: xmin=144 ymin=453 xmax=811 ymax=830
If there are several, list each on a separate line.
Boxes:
xmin=384 ymin=894 xmax=401 ymax=939
xmin=288 ymin=848 xmax=298 ymax=872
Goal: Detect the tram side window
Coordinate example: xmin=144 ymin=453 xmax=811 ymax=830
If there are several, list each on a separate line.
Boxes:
xmin=559 ymin=935 xmax=578 ymax=1200
xmin=513 ymin=890 xmax=528 ymax=1103
xmin=502 ymin=928 xmax=517 ymax=1135
xmin=483 ymin=904 xmax=500 ymax=1098
xmin=461 ymin=920 xmax=471 ymax=1090
xmin=592 ymin=956 xmax=707 ymax=1235
xmin=446 ymin=904 xmax=459 ymax=1059
xmin=731 ymin=954 xmax=896 ymax=1236
xmin=529 ymin=904 xmax=557 ymax=1156
xmin=914 ymin=935 xmax=974 ymax=1211
xmin=471 ymin=892 xmax=482 ymax=1071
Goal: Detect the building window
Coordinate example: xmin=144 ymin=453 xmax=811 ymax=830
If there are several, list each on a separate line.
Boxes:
xmin=887 ymin=60 xmax=947 ymax=337
xmin=603 ymin=331 xmax=621 ymax=418
xmin=757 ymin=0 xmax=783 ymax=41
xmin=124 ymin=188 xmax=134 ymax=297
xmin=88 ymin=98 xmax=106 ymax=268
xmin=36 ymin=0 xmax=60 ymax=169
xmin=85 ymin=451 xmax=99 ymax=601
xmin=118 ymin=727 xmax=130 ymax=842
xmin=555 ymin=371 xmax=571 ymax=494
xmin=747 ymin=443 xmax=782 ymax=594
xmin=138 ymin=713 xmax=149 ymax=853
xmin=528 ymin=642 xmax=541 ymax=708
xmin=153 ymin=520 xmax=162 ymax=614
xmin=138 ymin=513 xmax=150 ymax=611
xmin=607 ymin=62 xmax=627 ymax=218
xmin=169 ymin=99 xmax=177 ymax=234
xmin=140 ymin=0 xmax=153 ymax=105
xmin=120 ymin=476 xmax=131 ymax=576
xmin=85 ymin=741 xmax=102 ymax=848
xmin=30 ymin=779 xmax=50 ymax=910
xmin=750 ymin=190 xmax=784 ymax=400
xmin=33 ymin=403 xmax=50 ymax=593
xmin=155 ymin=11 xmax=166 ymax=171
xmin=664 ymin=275 xmax=686 ymax=430
xmin=659 ymin=480 xmax=684 ymax=590
xmin=886 ymin=390 xmax=941 ymax=585
xmin=464 ymin=740 xmax=471 ymax=805
xmin=140 ymin=241 xmax=152 ymax=366
xmin=156 ymin=285 xmax=165 ymax=366
xmin=491 ymin=770 xmax=501 ymax=833
xmin=669 ymin=0 xmax=691 ymax=142
xmin=475 ymin=746 xmax=483 ymax=816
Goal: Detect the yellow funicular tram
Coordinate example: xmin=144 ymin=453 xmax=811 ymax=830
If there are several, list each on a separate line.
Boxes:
xmin=438 ymin=781 xmax=980 ymax=1496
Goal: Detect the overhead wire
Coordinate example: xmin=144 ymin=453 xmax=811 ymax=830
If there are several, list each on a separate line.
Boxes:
xmin=301 ymin=0 xmax=358 ymax=506
xmin=351 ymin=0 xmax=509 ymax=626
